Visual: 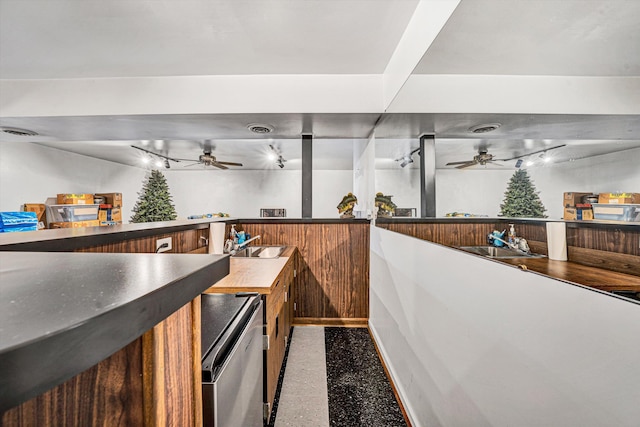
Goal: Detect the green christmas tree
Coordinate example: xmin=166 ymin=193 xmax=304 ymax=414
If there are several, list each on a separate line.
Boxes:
xmin=130 ymin=170 xmax=178 ymax=223
xmin=499 ymin=169 xmax=547 ymax=218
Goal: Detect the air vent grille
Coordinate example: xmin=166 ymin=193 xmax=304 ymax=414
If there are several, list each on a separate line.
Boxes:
xmin=247 ymin=123 xmax=274 ymax=134
xmin=1 ymin=127 xmax=38 ymax=136
xmin=469 ymin=123 xmax=501 ymax=134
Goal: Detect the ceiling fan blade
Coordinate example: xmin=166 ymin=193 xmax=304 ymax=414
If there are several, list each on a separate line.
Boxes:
xmin=211 ymin=162 xmax=229 ymax=170
xmin=182 ymin=162 xmax=201 ymax=168
xmin=455 ymin=161 xmax=478 ymax=169
xmin=496 ymin=144 xmax=567 ymax=161
xmin=131 ymin=145 xmax=181 ymax=162
xmin=172 ymin=157 xmax=200 ymax=162
xmin=446 ymin=160 xmax=474 ymax=166
xmin=216 ymin=161 xmax=243 ymax=167
xmin=486 ymin=160 xmax=504 ymax=166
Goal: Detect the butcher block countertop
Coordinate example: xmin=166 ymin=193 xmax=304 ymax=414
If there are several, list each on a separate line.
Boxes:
xmin=204 ymin=246 xmax=296 ymax=294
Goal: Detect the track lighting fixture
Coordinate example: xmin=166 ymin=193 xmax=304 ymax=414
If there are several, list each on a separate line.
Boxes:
xmin=269 ymin=144 xmax=287 ymax=168
xmin=399 ymin=156 xmax=414 ymax=168
xmin=396 ymin=147 xmax=420 ymax=168
xmin=164 ymin=159 xmax=170 ymax=169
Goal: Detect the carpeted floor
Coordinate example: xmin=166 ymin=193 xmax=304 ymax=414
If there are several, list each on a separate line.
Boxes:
xmin=324 ymin=327 xmax=407 ymax=427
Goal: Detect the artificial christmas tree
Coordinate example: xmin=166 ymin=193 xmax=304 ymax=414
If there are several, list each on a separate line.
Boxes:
xmin=499 ymin=169 xmax=547 ymax=218
xmin=130 ymin=170 xmax=178 ymax=223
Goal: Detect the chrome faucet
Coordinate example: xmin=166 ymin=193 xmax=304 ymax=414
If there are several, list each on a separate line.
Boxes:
xmin=238 ymin=234 xmax=261 ymax=249
xmin=488 ymin=233 xmax=530 ymax=254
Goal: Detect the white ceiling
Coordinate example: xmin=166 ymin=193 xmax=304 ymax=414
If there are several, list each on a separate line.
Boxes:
xmin=0 ymin=0 xmax=639 ymax=170
xmin=0 ymin=0 xmax=419 ymax=78
xmin=414 ymin=0 xmax=640 ymax=76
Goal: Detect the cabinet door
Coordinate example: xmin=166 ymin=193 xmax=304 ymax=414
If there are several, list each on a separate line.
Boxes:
xmin=265 ymin=274 xmax=286 ymax=418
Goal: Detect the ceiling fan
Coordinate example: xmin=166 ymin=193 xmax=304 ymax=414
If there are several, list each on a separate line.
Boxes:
xmin=446 ymin=147 xmax=501 ymax=169
xmin=446 ymin=144 xmax=568 ymax=169
xmin=497 ymin=144 xmax=567 ymax=162
xmin=131 ymin=145 xmax=243 ymax=170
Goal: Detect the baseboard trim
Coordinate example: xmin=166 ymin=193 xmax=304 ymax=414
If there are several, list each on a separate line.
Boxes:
xmin=292 ymin=317 xmax=368 ymax=327
xmin=368 ymin=325 xmax=413 ymax=427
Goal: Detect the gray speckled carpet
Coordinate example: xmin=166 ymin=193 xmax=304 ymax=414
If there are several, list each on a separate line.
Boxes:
xmin=324 ymin=327 xmax=407 ymax=427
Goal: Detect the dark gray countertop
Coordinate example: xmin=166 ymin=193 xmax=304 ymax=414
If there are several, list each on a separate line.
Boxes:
xmin=0 ymin=251 xmax=229 ymax=412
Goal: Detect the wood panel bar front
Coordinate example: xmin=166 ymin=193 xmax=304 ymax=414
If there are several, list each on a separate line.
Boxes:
xmin=237 ymin=221 xmax=370 ymax=324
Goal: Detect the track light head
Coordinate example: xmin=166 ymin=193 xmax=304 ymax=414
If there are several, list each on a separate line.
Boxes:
xmin=400 ymin=156 xmax=414 ymax=168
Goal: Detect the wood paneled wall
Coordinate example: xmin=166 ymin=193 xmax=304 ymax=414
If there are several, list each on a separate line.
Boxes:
xmin=376 ymin=221 xmax=548 ymax=253
xmin=567 ymin=226 xmax=640 ymax=256
xmin=238 ymin=222 xmax=369 ymax=324
xmin=377 ymin=221 xmax=640 ymax=277
xmin=75 ymin=228 xmax=209 ymax=253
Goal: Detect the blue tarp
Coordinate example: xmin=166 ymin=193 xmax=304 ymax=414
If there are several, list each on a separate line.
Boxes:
xmin=0 ymin=211 xmax=38 ymax=232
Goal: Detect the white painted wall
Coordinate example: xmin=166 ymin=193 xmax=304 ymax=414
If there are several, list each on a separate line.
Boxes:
xmin=353 ymin=134 xmax=377 ymax=217
xmin=165 ymin=168 xmax=354 ymax=219
xmin=0 ymin=141 xmax=354 ymax=221
xmin=376 ymin=168 xmax=421 ymax=213
xmin=3 ymin=142 xmax=636 ymax=222
xmin=376 ymin=147 xmax=640 ymax=218
xmin=370 ymin=226 xmax=640 ymax=427
xmin=0 ymin=141 xmax=145 ymax=221
xmin=313 ymin=170 xmax=354 ymax=218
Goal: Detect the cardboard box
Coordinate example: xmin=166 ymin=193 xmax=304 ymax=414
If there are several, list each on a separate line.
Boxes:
xmin=564 ymin=207 xmax=593 ymax=221
xmin=50 ymin=220 xmax=100 ymax=229
xmin=23 ymin=203 xmax=46 ymax=223
xmin=111 ymin=207 xmax=122 ymax=221
xmin=57 ymin=193 xmax=94 ymax=205
xmin=563 ymin=192 xmax=591 ymax=208
xmin=94 ymin=193 xmax=122 ymax=207
xmin=98 ymin=207 xmax=122 ymax=222
xmin=563 ymin=207 xmax=577 ymax=220
xmin=598 ymin=193 xmax=640 ymax=204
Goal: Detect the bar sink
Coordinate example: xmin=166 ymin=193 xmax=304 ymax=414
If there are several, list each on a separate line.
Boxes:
xmin=458 ymin=245 xmax=546 ymax=259
xmin=231 ymin=246 xmax=286 ymax=259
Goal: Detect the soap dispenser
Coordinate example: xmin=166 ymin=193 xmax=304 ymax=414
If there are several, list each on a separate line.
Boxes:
xmin=508 ymin=224 xmax=516 ymax=244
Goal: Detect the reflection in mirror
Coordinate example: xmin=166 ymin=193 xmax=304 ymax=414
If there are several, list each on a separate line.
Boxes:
xmin=375 ymin=133 xmax=640 ymax=219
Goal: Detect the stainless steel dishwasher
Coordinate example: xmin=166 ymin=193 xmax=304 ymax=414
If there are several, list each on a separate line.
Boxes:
xmin=201 ymin=292 xmax=264 ymax=427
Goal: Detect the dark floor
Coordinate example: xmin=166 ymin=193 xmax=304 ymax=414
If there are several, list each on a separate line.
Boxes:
xmin=324 ymin=327 xmax=407 ymax=427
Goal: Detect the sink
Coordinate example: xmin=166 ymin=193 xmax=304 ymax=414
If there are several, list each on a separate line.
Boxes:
xmin=231 ymin=246 xmax=285 ymax=259
xmin=458 ymin=245 xmax=546 ymax=259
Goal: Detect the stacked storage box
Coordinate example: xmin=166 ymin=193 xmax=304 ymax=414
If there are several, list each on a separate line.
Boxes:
xmin=562 ymin=192 xmax=594 ymax=220
xmin=592 ymin=193 xmax=640 ymax=222
xmin=95 ymin=193 xmax=123 ymax=226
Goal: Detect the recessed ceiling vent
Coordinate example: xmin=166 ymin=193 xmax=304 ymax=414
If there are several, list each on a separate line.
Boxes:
xmin=247 ymin=123 xmax=274 ymax=134
xmin=1 ymin=127 xmax=38 ymax=136
xmin=468 ymin=123 xmax=501 ymax=134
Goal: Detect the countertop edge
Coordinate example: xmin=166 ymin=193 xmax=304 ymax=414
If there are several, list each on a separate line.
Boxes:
xmin=0 ymin=255 xmax=230 ymax=413
xmin=204 ymin=247 xmax=296 ymax=295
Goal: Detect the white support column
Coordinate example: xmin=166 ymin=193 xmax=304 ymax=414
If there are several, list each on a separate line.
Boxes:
xmin=353 ymin=133 xmax=376 ymax=219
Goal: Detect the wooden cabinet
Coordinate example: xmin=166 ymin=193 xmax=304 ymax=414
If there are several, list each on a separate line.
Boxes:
xmin=264 ymin=254 xmax=295 ymax=419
